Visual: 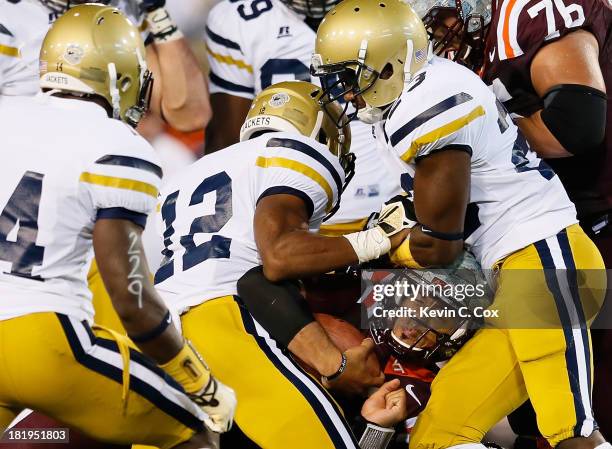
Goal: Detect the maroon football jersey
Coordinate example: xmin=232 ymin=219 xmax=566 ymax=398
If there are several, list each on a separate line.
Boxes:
xmin=482 ymin=0 xmax=612 ymax=219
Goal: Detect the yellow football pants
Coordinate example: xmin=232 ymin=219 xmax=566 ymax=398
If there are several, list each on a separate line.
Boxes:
xmin=410 ymin=224 xmax=606 ymax=448
xmin=0 ymin=312 xmax=203 ymax=448
xmin=181 ymin=295 xmax=360 ymax=449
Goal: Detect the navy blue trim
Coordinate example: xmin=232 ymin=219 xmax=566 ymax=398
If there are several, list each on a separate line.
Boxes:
xmin=56 ymin=314 xmax=204 ymax=432
xmin=234 ymin=297 xmax=358 ymax=449
xmin=557 ymin=231 xmax=593 ymax=417
xmin=533 ymin=239 xmax=587 ymax=437
xmin=128 ymin=311 xmax=173 ymax=343
xmin=205 ymin=25 xmax=242 ymax=52
xmin=266 ymin=137 xmax=343 ymax=200
xmin=390 ymin=92 xmax=473 ymax=146
xmin=209 ymin=71 xmax=254 ymax=94
xmin=96 ymin=208 xmax=147 ymax=229
xmin=0 ymin=23 xmax=13 ymax=37
xmin=415 ymin=144 xmax=473 ymax=162
xmin=95 ymin=155 xmax=163 ymax=179
xmin=257 ymin=186 xmax=314 ymax=219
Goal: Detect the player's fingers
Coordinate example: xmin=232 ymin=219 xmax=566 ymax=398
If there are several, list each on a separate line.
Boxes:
xmin=377 ymin=378 xmax=401 ymax=395
xmin=361 ymin=337 xmax=376 ymax=351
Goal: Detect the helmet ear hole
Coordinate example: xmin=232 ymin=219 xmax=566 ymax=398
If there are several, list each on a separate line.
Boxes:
xmin=380 ymin=63 xmax=394 ymax=80
xmin=120 ymin=76 xmax=132 ymax=92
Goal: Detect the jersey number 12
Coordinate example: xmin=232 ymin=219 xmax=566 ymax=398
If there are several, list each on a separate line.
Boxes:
xmin=154 ymin=171 xmax=233 ymax=284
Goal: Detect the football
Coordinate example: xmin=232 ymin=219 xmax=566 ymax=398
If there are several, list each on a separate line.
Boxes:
xmin=295 ymin=313 xmax=381 ymax=378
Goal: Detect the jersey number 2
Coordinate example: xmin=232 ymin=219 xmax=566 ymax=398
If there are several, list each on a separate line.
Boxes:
xmin=154 ymin=171 xmax=233 ymax=284
xmin=0 ymin=171 xmax=46 ymax=281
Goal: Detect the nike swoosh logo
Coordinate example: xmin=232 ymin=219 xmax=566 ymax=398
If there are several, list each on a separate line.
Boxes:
xmin=166 ymin=315 xmax=173 ymax=324
xmin=405 ymin=384 xmax=422 ymax=406
xmin=489 ymin=47 xmax=496 ymax=62
xmin=421 ymin=226 xmax=432 ymax=234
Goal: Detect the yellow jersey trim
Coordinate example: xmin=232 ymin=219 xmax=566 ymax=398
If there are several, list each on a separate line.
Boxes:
xmin=0 ymin=44 xmax=20 ymax=58
xmin=79 ymin=172 xmax=159 ymax=198
xmin=206 ymin=46 xmax=253 ymax=74
xmin=255 ymin=156 xmax=333 ymax=212
xmin=319 ymin=218 xmax=369 ymax=236
xmin=400 ymin=105 xmax=486 ymax=162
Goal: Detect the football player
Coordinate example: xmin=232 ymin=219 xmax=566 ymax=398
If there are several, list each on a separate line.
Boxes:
xmin=406 ymin=0 xmax=612 ymax=441
xmin=203 ymin=0 xmax=402 ymax=235
xmin=311 ymin=1 xmax=608 ymax=448
xmin=0 ymin=0 xmax=208 ymax=131
xmin=154 ymin=79 xmax=412 ymax=448
xmin=0 ymin=5 xmax=235 ymax=447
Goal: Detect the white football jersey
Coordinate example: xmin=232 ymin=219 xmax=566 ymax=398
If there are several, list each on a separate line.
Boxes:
xmin=0 ymin=0 xmax=144 ymax=96
xmin=376 ymin=57 xmax=577 ymax=269
xmin=0 ymin=0 xmax=48 ymax=96
xmin=0 ymin=95 xmax=161 ymax=322
xmin=205 ymin=0 xmax=400 ymax=225
xmin=154 ymin=131 xmax=344 ymax=312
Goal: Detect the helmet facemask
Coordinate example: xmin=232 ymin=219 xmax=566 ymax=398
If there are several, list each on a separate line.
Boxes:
xmin=369 ymin=278 xmax=476 ymax=363
xmin=312 ymin=56 xmax=381 ymax=127
xmin=365 ymin=252 xmax=493 ymax=363
xmin=413 ymin=0 xmax=490 ymax=71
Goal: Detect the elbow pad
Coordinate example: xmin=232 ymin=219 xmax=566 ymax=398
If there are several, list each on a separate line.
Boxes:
xmin=237 ymin=266 xmax=314 ymax=347
xmin=540 ymin=84 xmax=607 ymax=155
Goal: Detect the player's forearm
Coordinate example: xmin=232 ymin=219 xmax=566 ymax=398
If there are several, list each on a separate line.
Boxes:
xmin=149 ymin=40 xmax=211 ymax=132
xmin=408 ymin=227 xmax=463 ymax=267
xmin=93 ymin=219 xmax=183 ymax=363
xmin=260 ymin=230 xmax=358 ymax=282
xmin=516 ymin=113 xmax=571 ymax=158
xmin=288 ymin=322 xmax=344 ymax=377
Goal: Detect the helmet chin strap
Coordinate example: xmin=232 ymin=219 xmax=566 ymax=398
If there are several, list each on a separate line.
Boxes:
xmin=107 ymin=63 xmax=121 ymax=119
xmin=404 ymin=39 xmax=414 ymax=86
xmin=356 ymin=104 xmax=387 ymax=124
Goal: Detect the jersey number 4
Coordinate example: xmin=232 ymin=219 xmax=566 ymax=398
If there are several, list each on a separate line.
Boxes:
xmin=154 ymin=171 xmax=233 ymax=284
xmin=0 ymin=171 xmax=46 ymax=281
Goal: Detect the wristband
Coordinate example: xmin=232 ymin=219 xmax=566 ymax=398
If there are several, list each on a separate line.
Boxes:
xmin=159 ymin=340 xmax=211 ymax=395
xmin=420 ymin=225 xmax=464 ymax=241
xmin=344 ymin=227 xmax=391 ymax=264
xmin=389 ymin=236 xmax=423 ymax=268
xmin=358 ymin=423 xmax=395 ymax=449
xmin=128 ymin=310 xmax=172 ymax=343
xmin=146 ymin=7 xmax=183 ymax=43
xmin=321 ymin=353 xmax=347 ymax=383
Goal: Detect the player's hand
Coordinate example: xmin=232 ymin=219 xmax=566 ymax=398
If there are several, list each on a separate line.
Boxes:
xmin=375 ymin=200 xmax=412 ymax=238
xmin=323 ymin=338 xmax=385 ymax=396
xmin=160 ymin=341 xmax=237 ymax=432
xmin=361 ymin=379 xmax=409 ymax=428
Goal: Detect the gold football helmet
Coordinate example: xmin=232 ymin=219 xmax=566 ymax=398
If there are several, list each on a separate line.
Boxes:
xmin=240 ymin=81 xmax=355 ymax=218
xmin=311 ymin=0 xmax=431 ymax=123
xmin=39 ymin=4 xmax=152 ymax=127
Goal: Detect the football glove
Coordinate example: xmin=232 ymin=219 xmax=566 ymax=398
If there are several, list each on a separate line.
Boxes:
xmin=142 ymin=1 xmax=183 ymax=42
xmin=344 ymin=198 xmax=414 ymax=264
xmin=160 ymin=341 xmax=236 ymax=433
